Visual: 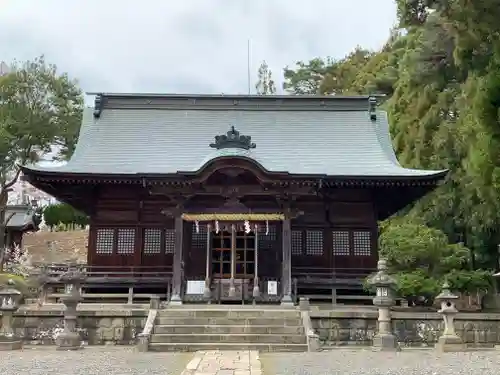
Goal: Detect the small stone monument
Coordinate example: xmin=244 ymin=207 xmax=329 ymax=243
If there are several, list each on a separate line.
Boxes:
xmin=0 ymin=279 xmax=23 ymax=350
xmin=30 ymin=266 xmax=51 ymax=305
xmin=435 ymin=281 xmax=465 ymax=352
xmin=368 ymin=259 xmax=400 ymax=351
xmin=56 ymin=264 xmax=85 ymax=350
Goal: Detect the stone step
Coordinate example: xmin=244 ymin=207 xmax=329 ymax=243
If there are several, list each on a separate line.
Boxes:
xmin=156 ymin=309 xmax=301 ymax=319
xmin=148 ymin=342 xmax=308 ymax=352
xmin=150 ymin=333 xmax=307 ymax=344
xmin=153 ymin=324 xmax=305 ymax=335
xmin=156 ymin=317 xmax=302 ymax=326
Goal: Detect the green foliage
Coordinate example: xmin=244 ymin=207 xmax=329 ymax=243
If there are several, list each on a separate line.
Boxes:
xmin=282 ymin=2 xmax=500 ymax=272
xmin=0 ymin=273 xmax=32 ymax=297
xmin=43 ymin=203 xmax=89 ymax=228
xmin=0 ymin=56 xmax=83 ymax=262
xmin=255 ymin=61 xmax=276 ymax=95
xmin=0 ymin=56 xmax=83 ymax=172
xmin=377 ymin=219 xmax=493 ymax=299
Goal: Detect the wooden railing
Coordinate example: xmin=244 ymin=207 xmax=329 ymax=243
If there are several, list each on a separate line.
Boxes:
xmin=30 ymin=264 xmax=377 ymax=305
xmin=292 ymin=266 xmax=375 ymax=282
xmin=292 ymin=266 xmax=376 ymax=304
xmin=33 ymin=264 xmax=173 ymax=304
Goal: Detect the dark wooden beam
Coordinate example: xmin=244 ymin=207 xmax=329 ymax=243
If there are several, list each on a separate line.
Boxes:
xmin=149 ymin=183 xmax=317 ymax=199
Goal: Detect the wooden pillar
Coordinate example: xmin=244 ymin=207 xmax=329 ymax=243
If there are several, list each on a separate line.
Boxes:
xmin=170 ymin=215 xmax=184 ymax=304
xmin=204 ymin=224 xmax=211 ymax=299
xmin=228 ymin=224 xmax=236 ymax=297
xmin=253 ymin=225 xmax=260 ymax=299
xmin=281 ymin=218 xmax=293 ymax=305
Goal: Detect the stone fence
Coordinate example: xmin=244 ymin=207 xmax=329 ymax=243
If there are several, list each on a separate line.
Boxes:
xmin=0 ymin=304 xmax=499 ymax=348
xmin=2 ymin=305 xmax=147 ymax=345
xmin=311 ymin=309 xmax=500 ymax=347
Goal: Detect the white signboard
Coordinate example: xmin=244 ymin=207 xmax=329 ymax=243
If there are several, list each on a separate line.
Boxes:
xmin=376 ymin=288 xmax=388 ymax=297
xmin=267 ymin=281 xmax=278 ymax=296
xmin=186 ymin=280 xmax=205 ymax=295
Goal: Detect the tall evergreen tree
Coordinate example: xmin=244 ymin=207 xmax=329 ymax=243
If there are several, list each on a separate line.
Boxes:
xmin=255 ymin=61 xmax=276 ymax=95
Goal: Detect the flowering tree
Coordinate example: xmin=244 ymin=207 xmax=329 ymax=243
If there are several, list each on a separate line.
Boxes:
xmin=0 ymin=56 xmax=83 ymax=268
xmin=3 ymin=244 xmax=33 ymax=278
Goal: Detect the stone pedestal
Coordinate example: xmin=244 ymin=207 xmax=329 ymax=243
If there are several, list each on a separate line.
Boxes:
xmin=169 ymin=294 xmax=183 ymax=305
xmin=368 ymin=259 xmax=400 ymax=352
xmin=299 ymin=297 xmax=310 ymax=311
xmin=203 ymin=278 xmax=211 ymax=299
xmin=0 ymin=337 xmax=22 ymax=351
xmin=0 ymin=280 xmax=23 ymax=350
xmin=252 ymin=277 xmax=260 ymax=299
xmin=0 ymin=311 xmax=22 ymax=350
xmin=228 ymin=278 xmax=236 ymax=297
xmin=56 ymin=265 xmax=85 ymax=350
xmin=435 ymin=281 xmax=466 ymax=352
xmin=56 ymin=330 xmax=81 ymax=351
xmin=281 ymin=294 xmax=294 ymax=306
xmin=136 ymin=333 xmax=149 ymax=352
xmin=436 ymin=335 xmax=465 ymax=352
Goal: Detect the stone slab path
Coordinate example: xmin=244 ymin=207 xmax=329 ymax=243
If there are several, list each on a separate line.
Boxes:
xmin=181 ymin=350 xmax=262 ymax=375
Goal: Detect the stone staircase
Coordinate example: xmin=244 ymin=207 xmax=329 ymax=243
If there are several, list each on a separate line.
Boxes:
xmin=148 ymin=307 xmax=308 ymax=352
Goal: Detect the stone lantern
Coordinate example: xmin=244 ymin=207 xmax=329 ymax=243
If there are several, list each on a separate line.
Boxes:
xmin=435 ymin=281 xmax=465 ymax=352
xmin=0 ymin=279 xmax=23 ymax=350
xmin=56 ymin=264 xmax=86 ymax=350
xmin=368 ymin=259 xmax=399 ymax=351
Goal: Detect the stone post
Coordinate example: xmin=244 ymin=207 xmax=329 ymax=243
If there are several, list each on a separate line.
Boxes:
xmin=0 ymin=279 xmax=23 ymax=350
xmin=56 ymin=264 xmax=85 ymax=350
xmin=368 ymin=259 xmax=399 ymax=351
xmin=435 ymin=281 xmax=465 ymax=352
xmin=31 ymin=266 xmax=51 ymax=305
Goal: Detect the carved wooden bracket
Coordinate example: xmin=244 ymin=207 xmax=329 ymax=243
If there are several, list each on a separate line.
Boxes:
xmin=275 ymin=194 xmax=303 ymax=219
xmin=160 ymin=195 xmax=190 ymax=217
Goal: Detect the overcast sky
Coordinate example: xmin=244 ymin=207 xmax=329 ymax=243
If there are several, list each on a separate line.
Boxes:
xmin=1 ymin=0 xmax=397 ymax=97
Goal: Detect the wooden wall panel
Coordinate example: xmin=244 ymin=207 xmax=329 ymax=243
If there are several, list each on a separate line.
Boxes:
xmin=95 ymin=209 xmax=138 ymax=223
xmin=87 ymin=184 xmax=379 ymax=275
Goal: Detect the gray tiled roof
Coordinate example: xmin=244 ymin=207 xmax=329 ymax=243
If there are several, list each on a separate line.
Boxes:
xmin=4 ymin=205 xmax=35 ymax=229
xmin=23 ymin=94 xmax=446 ymax=178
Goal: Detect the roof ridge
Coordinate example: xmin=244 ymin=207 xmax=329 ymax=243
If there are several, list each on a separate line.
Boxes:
xmin=92 ymin=93 xmax=379 ymax=117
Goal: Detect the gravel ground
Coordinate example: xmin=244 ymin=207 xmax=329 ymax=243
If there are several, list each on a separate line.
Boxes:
xmin=0 ymin=346 xmax=192 ymax=375
xmin=260 ymin=349 xmax=500 ymax=375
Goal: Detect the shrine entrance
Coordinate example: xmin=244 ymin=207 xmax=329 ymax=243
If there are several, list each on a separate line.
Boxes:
xmin=181 ymin=211 xmax=292 ymax=304
xmin=211 ymin=230 xmax=256 ymax=279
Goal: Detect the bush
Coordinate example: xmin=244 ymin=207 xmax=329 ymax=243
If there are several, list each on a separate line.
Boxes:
xmin=43 ymin=203 xmax=89 ymax=229
xmin=0 ymin=273 xmax=33 ymax=298
xmin=371 ymin=218 xmax=493 ymax=301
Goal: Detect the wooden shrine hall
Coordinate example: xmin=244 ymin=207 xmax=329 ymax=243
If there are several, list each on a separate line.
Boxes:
xmin=21 ymin=93 xmax=447 ymax=305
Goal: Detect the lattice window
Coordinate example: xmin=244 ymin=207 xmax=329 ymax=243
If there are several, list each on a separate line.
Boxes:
xmin=259 ymin=224 xmax=276 ymax=250
xmin=165 ymin=229 xmax=175 ymax=254
xmin=306 ymin=230 xmax=323 ymax=255
xmin=143 ymin=228 xmax=162 ymax=255
xmin=191 ymin=223 xmax=207 ymax=249
xmin=332 ymin=231 xmax=350 ymax=256
xmin=291 ymin=230 xmax=303 ymax=255
xmin=353 ymin=231 xmax=372 ymax=256
xmin=259 ymin=224 xmax=277 ymax=240
xmin=117 ymin=228 xmax=135 ymax=255
xmin=95 ymin=228 xmax=114 ymax=255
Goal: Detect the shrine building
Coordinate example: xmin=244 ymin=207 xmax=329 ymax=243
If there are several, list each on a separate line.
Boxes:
xmin=20 ymin=94 xmax=447 ymax=305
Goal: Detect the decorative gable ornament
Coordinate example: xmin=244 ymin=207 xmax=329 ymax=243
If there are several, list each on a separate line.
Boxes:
xmin=210 ymin=126 xmax=256 ymax=150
